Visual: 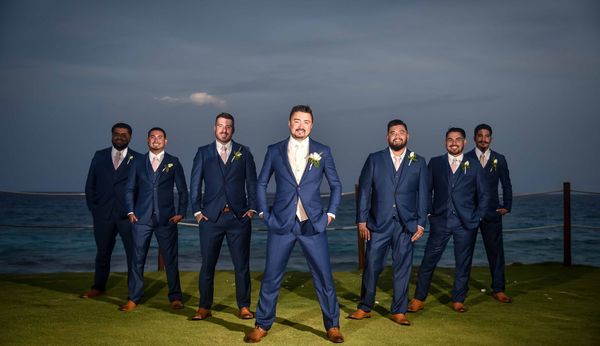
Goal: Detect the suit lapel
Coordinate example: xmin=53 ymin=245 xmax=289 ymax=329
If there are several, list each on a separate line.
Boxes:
xmin=396 ymin=150 xmax=411 ymax=189
xmin=382 ymin=149 xmax=396 ymax=184
xmin=279 ymin=140 xmax=297 ymax=184
xmin=298 ymin=139 xmax=314 ymax=183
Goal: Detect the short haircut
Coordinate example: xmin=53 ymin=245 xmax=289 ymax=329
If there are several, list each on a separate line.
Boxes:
xmin=112 ymin=122 xmax=132 ymax=135
xmin=147 ymin=127 xmax=166 ymax=138
xmin=387 ymin=119 xmax=408 ymax=132
xmin=215 ymin=112 xmax=235 ymax=129
xmin=446 ymin=127 xmax=466 ymax=138
xmin=474 ymin=123 xmax=493 ymax=136
xmin=289 ymin=105 xmax=313 ymax=121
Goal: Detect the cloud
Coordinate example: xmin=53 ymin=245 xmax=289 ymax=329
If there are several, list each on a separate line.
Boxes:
xmin=156 ymin=92 xmax=226 ymax=107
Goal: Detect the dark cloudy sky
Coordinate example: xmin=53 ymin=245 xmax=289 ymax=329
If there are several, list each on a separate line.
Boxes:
xmin=1 ymin=0 xmax=599 ymax=193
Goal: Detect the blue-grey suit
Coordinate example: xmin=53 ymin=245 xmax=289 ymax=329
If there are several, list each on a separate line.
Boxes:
xmin=466 ymin=149 xmax=512 ymax=293
xmin=255 ymin=138 xmax=342 ymax=331
xmin=190 ymin=141 xmax=257 ymax=310
xmin=356 ymin=149 xmax=429 ymax=314
xmin=414 ymin=154 xmax=489 ymax=303
xmin=125 ymin=152 xmax=188 ymax=304
xmin=85 ymin=147 xmax=139 ymax=292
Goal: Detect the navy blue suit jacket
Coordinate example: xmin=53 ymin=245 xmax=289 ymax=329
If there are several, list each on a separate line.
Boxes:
xmin=465 ymin=149 xmax=512 ymax=220
xmin=190 ymin=141 xmax=257 ymax=221
xmin=357 ymin=149 xmax=429 ymax=233
xmin=257 ymin=138 xmax=342 ymax=234
xmin=125 ymin=152 xmax=188 ymax=226
xmin=428 ymin=154 xmax=489 ymax=230
xmin=85 ymin=147 xmax=140 ymax=220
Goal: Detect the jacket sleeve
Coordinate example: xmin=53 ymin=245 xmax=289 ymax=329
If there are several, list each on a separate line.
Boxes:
xmin=84 ymin=152 xmax=98 ymax=211
xmin=499 ymin=155 xmax=513 ymax=212
xmin=244 ymin=147 xmax=258 ymax=212
xmin=417 ymin=156 xmax=429 ymax=228
xmin=256 ymin=148 xmax=274 ymax=214
xmin=174 ymin=158 xmax=188 ymax=217
xmin=189 ymin=148 xmax=204 ymax=214
xmin=356 ymin=154 xmax=373 ymax=223
xmin=323 ymin=147 xmax=342 ymax=216
xmin=125 ymin=159 xmax=137 ymax=214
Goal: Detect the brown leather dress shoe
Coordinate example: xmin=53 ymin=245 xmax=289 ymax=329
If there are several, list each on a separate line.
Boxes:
xmin=80 ymin=289 xmax=105 ymax=299
xmin=170 ymin=300 xmax=184 ymax=310
xmin=407 ymin=298 xmax=424 ymax=312
xmin=244 ymin=326 xmax=268 ymax=343
xmin=348 ymin=308 xmax=371 ymax=320
xmin=390 ymin=313 xmax=411 ymax=326
xmin=493 ymin=291 xmax=513 ymax=303
xmin=119 ymin=300 xmax=138 ymax=312
xmin=191 ymin=308 xmax=212 ymax=320
xmin=239 ymin=307 xmax=254 ymax=319
xmin=452 ymin=302 xmax=467 ymax=313
xmin=327 ymin=327 xmax=344 ymax=343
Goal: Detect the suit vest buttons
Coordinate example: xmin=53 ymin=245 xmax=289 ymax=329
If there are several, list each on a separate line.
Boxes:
xmin=393 ymin=204 xmax=396 ymax=208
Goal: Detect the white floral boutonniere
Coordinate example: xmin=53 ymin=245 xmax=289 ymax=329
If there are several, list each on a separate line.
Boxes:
xmin=408 ymin=152 xmax=417 ymax=166
xmin=307 ymin=152 xmax=322 ymax=170
xmin=162 ymin=163 xmax=174 ymax=173
xmin=231 ymin=147 xmax=243 ymax=163
xmin=126 ymin=155 xmax=134 ymax=165
xmin=461 ymin=160 xmax=470 ymax=174
xmin=490 ymin=158 xmax=498 ymax=172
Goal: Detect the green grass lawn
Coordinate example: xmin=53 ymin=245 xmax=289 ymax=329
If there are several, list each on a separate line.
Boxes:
xmin=1 ymin=264 xmax=599 ymax=345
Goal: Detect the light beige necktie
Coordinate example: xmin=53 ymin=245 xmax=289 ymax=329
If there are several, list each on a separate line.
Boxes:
xmin=220 ymin=145 xmax=228 ymax=164
xmin=113 ymin=151 xmax=121 ymax=170
xmin=152 ymin=156 xmax=160 ymax=172
xmin=289 ymin=143 xmax=308 ymax=221
xmin=480 ymin=154 xmax=486 ymax=167
xmin=393 ymin=156 xmax=401 ymax=171
xmin=451 ymin=158 xmax=459 ymax=173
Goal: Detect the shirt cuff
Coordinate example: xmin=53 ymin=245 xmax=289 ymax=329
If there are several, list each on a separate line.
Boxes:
xmin=194 ymin=211 xmax=202 ymax=217
xmin=327 ymin=212 xmax=336 ymax=219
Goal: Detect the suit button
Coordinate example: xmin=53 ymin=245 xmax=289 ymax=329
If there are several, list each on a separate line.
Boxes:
xmin=393 ymin=204 xmax=396 ymax=208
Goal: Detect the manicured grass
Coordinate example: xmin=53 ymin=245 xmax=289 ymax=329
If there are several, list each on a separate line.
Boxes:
xmin=1 ymin=264 xmax=599 ymax=345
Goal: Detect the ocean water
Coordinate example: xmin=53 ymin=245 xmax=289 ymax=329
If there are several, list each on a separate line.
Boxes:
xmin=0 ymin=192 xmax=599 ymax=274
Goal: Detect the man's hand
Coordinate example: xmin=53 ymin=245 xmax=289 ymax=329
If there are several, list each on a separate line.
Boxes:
xmin=358 ymin=222 xmax=371 ymax=241
xmin=411 ymin=226 xmax=424 ymax=242
xmin=169 ymin=215 xmax=184 ymax=224
xmin=195 ymin=212 xmax=208 ymax=223
xmin=128 ymin=213 xmax=138 ymax=223
xmin=327 ymin=215 xmax=333 ymax=226
xmin=243 ymin=210 xmax=255 ymax=219
xmin=496 ymin=208 xmax=509 ymax=216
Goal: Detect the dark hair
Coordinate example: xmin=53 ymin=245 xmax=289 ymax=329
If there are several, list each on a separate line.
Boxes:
xmin=215 ymin=112 xmax=235 ymax=129
xmin=387 ymin=119 xmax=408 ymax=132
xmin=147 ymin=127 xmax=167 ymax=138
xmin=289 ymin=105 xmax=313 ymax=121
xmin=112 ymin=122 xmax=132 ymax=135
xmin=446 ymin=127 xmax=466 ymax=138
xmin=474 ymin=123 xmax=493 ymax=136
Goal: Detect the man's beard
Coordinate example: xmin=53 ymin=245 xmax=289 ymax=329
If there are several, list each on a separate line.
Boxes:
xmin=112 ymin=141 xmax=128 ymax=151
xmin=389 ymin=142 xmax=406 ymax=151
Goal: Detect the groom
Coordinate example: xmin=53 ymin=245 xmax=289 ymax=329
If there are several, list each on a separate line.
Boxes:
xmin=244 ymin=105 xmax=344 ymax=343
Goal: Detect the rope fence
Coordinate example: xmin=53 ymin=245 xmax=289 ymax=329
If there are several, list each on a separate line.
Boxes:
xmin=1 ymin=182 xmax=599 ymax=268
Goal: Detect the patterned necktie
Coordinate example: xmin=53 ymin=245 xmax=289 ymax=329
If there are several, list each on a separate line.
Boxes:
xmin=451 ymin=158 xmax=459 ymax=173
xmin=113 ymin=151 xmax=121 ymax=170
xmin=152 ymin=156 xmax=160 ymax=172
xmin=220 ymin=145 xmax=228 ymax=164
xmin=393 ymin=156 xmax=401 ymax=171
xmin=480 ymin=154 xmax=486 ymax=167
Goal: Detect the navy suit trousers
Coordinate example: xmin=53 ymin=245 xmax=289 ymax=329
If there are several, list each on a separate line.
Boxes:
xmin=255 ymin=219 xmax=340 ymax=331
xmin=358 ymin=219 xmax=414 ymax=314
xmin=129 ymin=217 xmax=182 ymax=303
xmin=415 ymin=215 xmax=477 ymax=303
xmin=198 ymin=212 xmax=251 ymax=309
xmin=92 ymin=216 xmax=133 ymax=291
xmin=479 ymin=215 xmax=506 ymax=292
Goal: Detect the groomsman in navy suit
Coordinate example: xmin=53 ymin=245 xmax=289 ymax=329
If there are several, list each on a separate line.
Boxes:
xmin=245 ymin=105 xmax=344 ymax=343
xmin=466 ymin=124 xmax=513 ymax=303
xmin=120 ymin=127 xmax=188 ymax=312
xmin=348 ymin=119 xmax=428 ymax=326
xmin=189 ymin=113 xmax=258 ymax=321
xmin=83 ymin=123 xmax=139 ymax=298
xmin=408 ymin=127 xmax=488 ymax=313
